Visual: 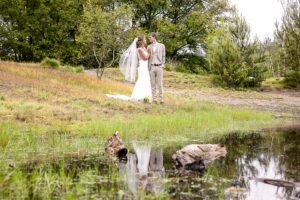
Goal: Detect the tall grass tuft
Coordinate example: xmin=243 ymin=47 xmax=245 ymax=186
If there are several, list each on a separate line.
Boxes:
xmin=61 ymin=65 xmax=85 ymax=73
xmin=76 ymin=103 xmax=274 ymax=146
xmin=0 ymin=122 xmax=16 ymax=148
xmin=41 ymin=57 xmax=61 ymax=69
xmin=74 ymin=65 xmax=84 ymax=73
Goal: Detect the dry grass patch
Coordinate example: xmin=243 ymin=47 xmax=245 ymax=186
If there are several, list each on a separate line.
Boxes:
xmin=0 ymin=61 xmax=182 ymax=125
xmin=0 ymin=61 xmax=132 ymax=95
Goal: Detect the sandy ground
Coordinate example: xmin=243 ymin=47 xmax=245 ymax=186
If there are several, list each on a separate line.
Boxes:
xmin=166 ymin=89 xmax=300 ymax=119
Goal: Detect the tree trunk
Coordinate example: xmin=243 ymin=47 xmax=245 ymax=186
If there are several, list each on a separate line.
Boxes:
xmin=93 ymin=45 xmax=104 ymax=79
xmin=270 ymin=56 xmax=275 ymax=77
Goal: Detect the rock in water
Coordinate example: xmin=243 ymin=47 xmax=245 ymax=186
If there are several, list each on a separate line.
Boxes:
xmin=105 ymin=131 xmax=127 ymax=159
xmin=172 ymin=144 xmax=227 ymax=171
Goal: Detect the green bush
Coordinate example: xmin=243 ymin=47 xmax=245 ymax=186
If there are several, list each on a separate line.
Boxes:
xmin=164 ymin=59 xmax=179 ymax=71
xmin=177 ymin=54 xmax=208 ymax=74
xmin=143 ymin=97 xmax=150 ymax=103
xmin=284 ymin=70 xmax=300 ymax=88
xmin=176 ymin=63 xmax=190 ymax=73
xmin=60 ymin=65 xmax=74 ymax=72
xmin=74 ymin=65 xmax=84 ymax=73
xmin=244 ymin=63 xmax=267 ymax=87
xmin=61 ymin=65 xmax=84 ymax=73
xmin=41 ymin=57 xmax=61 ymax=69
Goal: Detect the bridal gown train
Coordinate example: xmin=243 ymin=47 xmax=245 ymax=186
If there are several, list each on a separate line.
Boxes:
xmin=106 ymin=48 xmax=152 ymax=101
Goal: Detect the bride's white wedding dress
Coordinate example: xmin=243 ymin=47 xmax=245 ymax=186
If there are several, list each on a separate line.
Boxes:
xmin=106 ymin=48 xmax=152 ymax=101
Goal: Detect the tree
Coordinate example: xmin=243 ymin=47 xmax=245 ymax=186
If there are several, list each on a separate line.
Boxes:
xmin=0 ymin=0 xmax=231 ymax=74
xmin=0 ymin=0 xmax=32 ymax=61
xmin=121 ymin=0 xmax=166 ymax=30
xmin=275 ymin=0 xmax=300 ymax=87
xmin=157 ymin=0 xmax=229 ymax=56
xmin=207 ymin=24 xmax=247 ymax=87
xmin=229 ymin=12 xmax=267 ymax=87
xmin=263 ymin=37 xmax=284 ymax=77
xmin=207 ymin=13 xmax=267 ymax=88
xmin=0 ymin=0 xmax=84 ymax=63
xmin=77 ymin=0 xmax=143 ymax=79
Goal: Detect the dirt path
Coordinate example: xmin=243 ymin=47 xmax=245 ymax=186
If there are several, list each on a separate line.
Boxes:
xmin=85 ymin=70 xmax=300 ymax=119
xmin=166 ymin=89 xmax=300 ymax=119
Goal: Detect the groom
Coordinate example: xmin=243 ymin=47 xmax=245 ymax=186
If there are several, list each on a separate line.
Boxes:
xmin=147 ymin=32 xmax=166 ymax=104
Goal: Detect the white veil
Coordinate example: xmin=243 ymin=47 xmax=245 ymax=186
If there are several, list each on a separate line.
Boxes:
xmin=119 ymin=38 xmax=138 ymax=82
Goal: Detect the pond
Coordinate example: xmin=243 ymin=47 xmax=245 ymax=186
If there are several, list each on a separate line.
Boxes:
xmin=2 ymin=128 xmax=300 ymax=199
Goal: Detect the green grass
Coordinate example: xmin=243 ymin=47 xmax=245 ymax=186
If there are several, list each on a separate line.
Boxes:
xmin=77 ymin=102 xmax=274 ymax=145
xmin=0 ymin=122 xmax=16 ymax=148
xmin=0 ymin=101 xmax=276 ymax=168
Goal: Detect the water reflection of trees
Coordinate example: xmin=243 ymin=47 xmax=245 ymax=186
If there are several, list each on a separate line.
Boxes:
xmin=218 ymin=132 xmax=298 ymax=179
xmin=211 ymin=133 xmax=268 ymax=183
xmin=277 ymin=130 xmax=300 ymax=182
xmin=206 ymin=130 xmax=300 ymax=199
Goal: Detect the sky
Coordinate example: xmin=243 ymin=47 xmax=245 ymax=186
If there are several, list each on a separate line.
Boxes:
xmin=230 ymin=0 xmax=284 ymax=40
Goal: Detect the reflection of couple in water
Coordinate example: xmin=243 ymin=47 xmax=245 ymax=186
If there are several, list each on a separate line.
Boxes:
xmin=118 ymin=143 xmax=165 ymax=196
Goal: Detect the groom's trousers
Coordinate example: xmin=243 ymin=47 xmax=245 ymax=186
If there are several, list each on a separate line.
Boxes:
xmin=150 ymin=66 xmax=163 ymax=102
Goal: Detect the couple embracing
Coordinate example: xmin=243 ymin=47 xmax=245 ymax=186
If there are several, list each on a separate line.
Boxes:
xmin=108 ymin=32 xmax=165 ymax=104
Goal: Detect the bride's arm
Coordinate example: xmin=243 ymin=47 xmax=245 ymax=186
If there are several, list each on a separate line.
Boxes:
xmin=138 ymin=48 xmax=150 ymax=60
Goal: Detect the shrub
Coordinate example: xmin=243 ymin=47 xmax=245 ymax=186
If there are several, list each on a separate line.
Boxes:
xmin=284 ymin=70 xmax=300 ymax=88
xmin=177 ymin=54 xmax=208 ymax=74
xmin=74 ymin=65 xmax=84 ymax=73
xmin=244 ymin=63 xmax=267 ymax=87
xmin=176 ymin=63 xmax=190 ymax=73
xmin=164 ymin=58 xmax=179 ymax=71
xmin=41 ymin=57 xmax=61 ymax=69
xmin=61 ymin=65 xmax=84 ymax=73
xmin=143 ymin=97 xmax=150 ymax=103
xmin=61 ymin=65 xmax=74 ymax=72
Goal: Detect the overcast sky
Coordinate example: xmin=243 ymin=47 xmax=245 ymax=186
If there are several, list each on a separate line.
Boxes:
xmin=230 ymin=0 xmax=284 ymax=40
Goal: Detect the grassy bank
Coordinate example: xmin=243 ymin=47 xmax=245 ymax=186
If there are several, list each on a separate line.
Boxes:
xmin=0 ymin=61 xmax=285 ymax=199
xmin=0 ymin=61 xmax=282 ymax=161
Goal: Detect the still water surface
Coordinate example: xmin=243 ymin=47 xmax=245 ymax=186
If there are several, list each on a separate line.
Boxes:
xmin=19 ymin=129 xmax=300 ymax=199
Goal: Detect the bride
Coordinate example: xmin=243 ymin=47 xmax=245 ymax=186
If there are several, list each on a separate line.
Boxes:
xmin=106 ymin=37 xmax=152 ymax=101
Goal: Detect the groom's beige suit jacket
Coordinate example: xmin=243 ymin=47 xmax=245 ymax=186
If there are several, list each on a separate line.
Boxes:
xmin=147 ymin=42 xmax=166 ymax=70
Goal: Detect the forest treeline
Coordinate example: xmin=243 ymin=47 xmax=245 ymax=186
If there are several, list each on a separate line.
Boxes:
xmin=0 ymin=0 xmax=299 ymax=87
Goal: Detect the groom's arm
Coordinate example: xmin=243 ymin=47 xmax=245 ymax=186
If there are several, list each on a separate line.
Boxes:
xmin=162 ymin=44 xmax=166 ymax=67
